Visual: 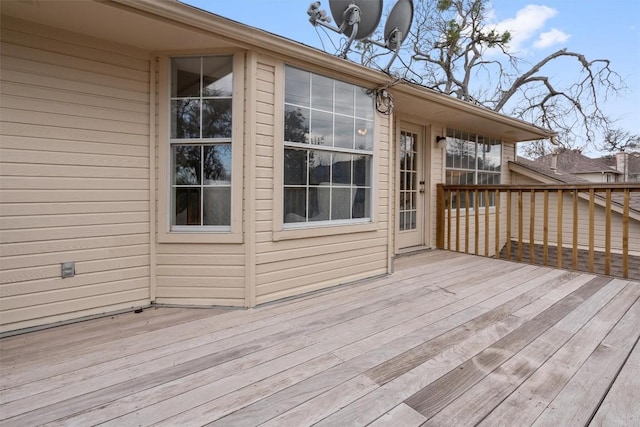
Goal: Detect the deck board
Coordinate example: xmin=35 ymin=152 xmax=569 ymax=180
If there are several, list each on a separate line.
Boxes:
xmin=0 ymin=250 xmax=638 ymax=426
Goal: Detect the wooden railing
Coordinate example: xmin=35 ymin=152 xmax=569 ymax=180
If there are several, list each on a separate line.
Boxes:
xmin=436 ymin=184 xmax=640 ymax=279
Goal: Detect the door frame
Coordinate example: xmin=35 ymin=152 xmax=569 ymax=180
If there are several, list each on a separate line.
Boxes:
xmin=395 ymin=121 xmax=430 ymax=252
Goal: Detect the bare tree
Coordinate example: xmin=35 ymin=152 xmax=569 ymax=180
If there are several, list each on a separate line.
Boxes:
xmin=360 ymin=0 xmax=626 ymax=158
xmin=600 ymin=128 xmax=640 ymax=152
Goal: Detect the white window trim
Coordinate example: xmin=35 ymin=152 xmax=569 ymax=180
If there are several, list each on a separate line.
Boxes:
xmin=157 ymin=53 xmax=244 ymax=244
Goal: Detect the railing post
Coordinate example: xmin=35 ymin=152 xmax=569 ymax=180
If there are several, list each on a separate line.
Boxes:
xmin=543 ymin=190 xmax=549 ymax=266
xmin=436 ymin=184 xmax=445 ymax=249
xmin=484 ymin=189 xmax=490 ymax=257
xmin=465 ymin=190 xmax=470 ymax=253
xmin=605 ymin=189 xmax=612 ymax=276
xmin=588 ymin=189 xmax=595 ymax=273
xmin=506 ymin=189 xmax=512 ymax=260
xmin=518 ymin=190 xmax=523 ymax=262
xmin=530 ymin=190 xmax=535 ymax=264
xmin=494 ymin=189 xmax=501 ymax=259
xmin=557 ymin=189 xmax=563 ymax=269
xmin=622 ymin=189 xmax=630 ymax=279
xmin=572 ymin=190 xmax=578 ymax=270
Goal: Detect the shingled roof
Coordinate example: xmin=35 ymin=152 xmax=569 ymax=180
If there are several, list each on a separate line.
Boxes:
xmin=511 ymin=157 xmax=590 ymax=184
xmin=535 ymin=148 xmax=621 ymax=175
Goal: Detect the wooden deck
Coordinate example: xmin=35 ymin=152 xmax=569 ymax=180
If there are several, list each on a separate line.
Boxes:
xmin=1 ymin=251 xmax=638 ymax=426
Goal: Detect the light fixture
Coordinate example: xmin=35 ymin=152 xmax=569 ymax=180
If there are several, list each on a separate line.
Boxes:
xmin=435 ymin=136 xmax=447 ymax=149
xmin=357 ymin=129 xmax=367 ymax=136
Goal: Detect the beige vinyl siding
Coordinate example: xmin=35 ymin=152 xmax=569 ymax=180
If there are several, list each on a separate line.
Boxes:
xmin=154 ymin=246 xmax=246 ymax=306
xmin=253 ymin=59 xmax=390 ymax=305
xmin=512 ymin=189 xmax=640 ymax=254
xmin=0 ymin=18 xmax=151 ymax=333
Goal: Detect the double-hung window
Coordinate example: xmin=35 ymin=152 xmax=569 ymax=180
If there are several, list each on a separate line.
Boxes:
xmin=170 ymin=56 xmax=233 ymax=230
xmin=445 ymin=128 xmax=502 ymax=208
xmin=283 ymin=66 xmax=374 ymax=226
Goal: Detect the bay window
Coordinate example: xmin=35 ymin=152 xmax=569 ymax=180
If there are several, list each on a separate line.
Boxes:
xmin=170 ymin=56 xmax=233 ymax=230
xmin=283 ymin=66 xmax=374 ymax=226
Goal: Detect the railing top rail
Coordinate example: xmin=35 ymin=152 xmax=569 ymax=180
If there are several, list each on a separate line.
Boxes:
xmin=438 ymin=183 xmax=640 ymax=191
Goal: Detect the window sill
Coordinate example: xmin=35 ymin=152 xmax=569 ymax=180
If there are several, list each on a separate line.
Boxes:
xmin=273 ymin=221 xmax=378 ymax=241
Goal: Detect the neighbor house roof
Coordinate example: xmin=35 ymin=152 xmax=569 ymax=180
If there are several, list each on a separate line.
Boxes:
xmin=509 ymin=157 xmax=591 ymax=184
xmin=535 ymin=148 xmax=621 ymax=175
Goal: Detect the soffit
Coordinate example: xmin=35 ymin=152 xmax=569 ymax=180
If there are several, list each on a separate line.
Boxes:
xmin=391 ymin=88 xmax=553 ymax=143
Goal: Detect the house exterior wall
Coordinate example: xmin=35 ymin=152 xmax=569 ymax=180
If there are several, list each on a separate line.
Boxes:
xmin=252 ymin=56 xmax=391 ymax=305
xmin=576 ymin=172 xmax=618 ymax=183
xmin=0 ymin=18 xmax=152 ymax=333
xmin=0 ymin=4 xmax=553 ymax=333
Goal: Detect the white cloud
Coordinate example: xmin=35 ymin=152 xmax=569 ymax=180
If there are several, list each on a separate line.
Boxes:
xmin=493 ymin=5 xmax=559 ymax=53
xmin=534 ymin=28 xmax=570 ymax=49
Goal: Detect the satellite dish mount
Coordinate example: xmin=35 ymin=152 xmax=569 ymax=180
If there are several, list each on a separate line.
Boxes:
xmin=307 ymin=0 xmax=413 ymax=73
xmin=308 ymin=1 xmax=383 ymax=58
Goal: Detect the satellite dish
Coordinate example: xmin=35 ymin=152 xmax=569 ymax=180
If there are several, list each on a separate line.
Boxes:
xmin=384 ymin=0 xmax=413 ymax=50
xmin=328 ymin=0 xmax=383 ymax=40
xmin=361 ymin=0 xmax=414 ymax=72
xmin=307 ymin=0 xmax=383 ymax=58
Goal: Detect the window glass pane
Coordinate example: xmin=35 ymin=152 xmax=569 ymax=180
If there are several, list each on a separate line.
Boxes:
xmin=331 ymin=188 xmax=351 ymax=220
xmin=446 ymin=170 xmax=474 ymax=185
xmin=311 ymin=74 xmax=333 ymax=112
xmin=332 ymin=153 xmax=352 ymax=185
xmin=283 ymin=67 xmax=374 ymax=226
xmin=309 ymin=150 xmax=331 ymax=185
xmin=446 ymin=138 xmax=461 ymax=168
xmin=335 ymin=81 xmax=354 ymax=116
xmin=479 ymin=142 xmax=501 ymax=171
xmin=175 ymin=188 xmax=201 ymax=225
xmin=310 ymin=110 xmax=333 ymax=146
xmin=202 ymin=57 xmax=233 ymax=97
xmin=353 ymin=155 xmax=371 ymax=186
xmin=284 ymin=188 xmax=307 ymax=223
xmin=334 ymin=115 xmax=354 ymax=149
xmin=172 ymin=57 xmax=201 ymax=98
xmin=174 ymin=145 xmax=201 ymax=185
xmin=203 ymin=144 xmax=231 ymax=184
xmin=355 ymin=88 xmax=374 ymax=120
xmin=284 ymin=148 xmax=307 ymax=185
xmin=309 ymin=187 xmax=330 ymax=221
xmin=464 ymin=140 xmax=476 ymax=169
xmin=285 ymin=67 xmax=310 ymax=106
xmin=202 ymin=99 xmax=232 ymax=138
xmin=355 ymin=119 xmax=373 ymax=151
xmin=284 ymin=105 xmax=309 ymax=143
xmin=171 ymin=99 xmax=200 ymax=139
xmin=203 ymin=187 xmax=231 ymax=225
xmin=353 ymin=188 xmax=369 ymax=218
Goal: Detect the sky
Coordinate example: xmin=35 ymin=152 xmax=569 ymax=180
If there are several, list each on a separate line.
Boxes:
xmin=183 ymin=0 xmax=640 ymax=155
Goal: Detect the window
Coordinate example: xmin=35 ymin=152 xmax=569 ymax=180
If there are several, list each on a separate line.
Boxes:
xmin=170 ymin=56 xmax=233 ymax=230
xmin=283 ymin=66 xmax=374 ymax=226
xmin=445 ymin=128 xmax=502 ymax=208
